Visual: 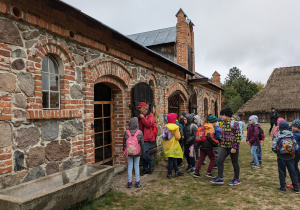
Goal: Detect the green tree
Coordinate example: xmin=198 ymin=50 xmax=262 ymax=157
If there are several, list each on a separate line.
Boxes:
xmin=221 ymin=67 xmax=261 ymax=113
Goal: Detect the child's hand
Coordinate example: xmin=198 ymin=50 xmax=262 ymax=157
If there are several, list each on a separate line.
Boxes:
xmin=231 ymin=148 xmax=236 ymax=153
xmin=247 ymin=142 xmax=251 ymax=146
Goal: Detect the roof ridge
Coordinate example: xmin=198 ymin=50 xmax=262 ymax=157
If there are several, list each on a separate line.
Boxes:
xmin=127 ymin=26 xmax=176 ymax=36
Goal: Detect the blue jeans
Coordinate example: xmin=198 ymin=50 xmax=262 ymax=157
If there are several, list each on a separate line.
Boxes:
xmin=127 ymin=156 xmax=140 ymax=182
xmin=168 ymin=157 xmax=179 ymax=175
xmin=277 ymin=158 xmax=299 ymax=190
xmin=251 ymin=145 xmax=259 ymax=165
xmin=257 ymin=144 xmax=262 ymax=161
xmin=142 ymin=141 xmax=153 ymax=172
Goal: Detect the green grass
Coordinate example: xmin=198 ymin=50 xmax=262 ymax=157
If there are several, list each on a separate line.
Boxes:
xmin=77 ymin=123 xmax=300 ymax=210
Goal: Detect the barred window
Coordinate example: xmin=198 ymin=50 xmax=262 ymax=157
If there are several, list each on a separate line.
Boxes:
xmin=42 ymin=55 xmax=60 ymax=109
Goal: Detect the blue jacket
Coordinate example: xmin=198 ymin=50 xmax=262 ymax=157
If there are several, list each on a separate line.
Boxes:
xmin=293 ymin=131 xmax=300 ymax=153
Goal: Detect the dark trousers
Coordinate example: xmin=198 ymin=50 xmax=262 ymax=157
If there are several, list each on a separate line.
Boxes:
xmin=168 ymin=157 xmax=179 ymax=175
xmin=195 ymin=150 xmax=216 ymax=174
xmin=277 ymin=158 xmax=299 ymax=190
xmin=217 ymin=147 xmax=240 ymax=179
xmin=142 ymin=141 xmax=153 ymax=172
xmin=269 ymin=122 xmax=277 ymax=133
xmin=194 ymin=142 xmax=200 ymax=160
xmin=184 ymin=143 xmax=195 ymax=168
xmin=294 ymin=153 xmax=300 ymax=183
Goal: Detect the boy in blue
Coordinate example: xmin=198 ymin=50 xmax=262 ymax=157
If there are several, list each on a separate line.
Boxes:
xmin=286 ymin=120 xmax=300 ymax=189
xmin=272 ymin=120 xmax=299 ymax=193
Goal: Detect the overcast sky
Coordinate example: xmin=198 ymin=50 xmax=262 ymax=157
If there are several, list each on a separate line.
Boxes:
xmin=62 ymin=0 xmax=300 ymax=84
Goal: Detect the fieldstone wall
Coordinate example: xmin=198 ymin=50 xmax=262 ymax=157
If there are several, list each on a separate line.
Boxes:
xmin=0 ymin=8 xmax=220 ymax=190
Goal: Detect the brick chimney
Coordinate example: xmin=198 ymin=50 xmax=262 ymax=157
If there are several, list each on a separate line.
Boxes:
xmin=176 ymin=8 xmax=195 ymax=74
xmin=212 ymin=71 xmax=221 ymax=87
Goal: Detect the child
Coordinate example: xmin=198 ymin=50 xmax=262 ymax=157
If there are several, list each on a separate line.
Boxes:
xmin=123 ymin=117 xmax=144 ymax=188
xmin=211 ymin=107 xmax=241 ymax=185
xmin=193 ymin=115 xmax=219 ymax=178
xmin=183 ymin=114 xmax=197 ymax=173
xmin=162 ymin=113 xmax=184 ymax=179
xmin=193 ymin=115 xmax=201 ymax=161
xmin=272 ymin=120 xmax=299 ymax=193
xmin=213 ymin=122 xmax=222 ymax=170
xmin=286 ymin=120 xmax=300 ymax=189
xmin=272 ymin=117 xmax=285 ymax=140
xmin=246 ymin=115 xmax=261 ymax=169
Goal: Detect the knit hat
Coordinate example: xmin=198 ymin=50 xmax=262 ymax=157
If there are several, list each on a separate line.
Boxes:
xmin=208 ymin=115 xmax=218 ymax=123
xmin=167 ymin=113 xmax=177 ymax=124
xmin=220 ymin=107 xmax=233 ymax=117
xmin=279 ymin=120 xmax=289 ymax=130
xmin=249 ymin=115 xmax=258 ymax=124
xmin=292 ymin=120 xmax=300 ymax=129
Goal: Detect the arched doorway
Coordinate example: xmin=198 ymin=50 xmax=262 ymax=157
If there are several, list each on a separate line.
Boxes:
xmin=132 ymin=82 xmax=154 ymax=117
xmin=168 ymin=91 xmax=180 ymax=116
xmin=204 ymin=98 xmax=208 ymax=122
xmin=189 ymin=93 xmax=197 ymax=114
xmin=94 ymin=83 xmax=114 ymax=165
xmin=215 ymin=101 xmax=218 ymax=117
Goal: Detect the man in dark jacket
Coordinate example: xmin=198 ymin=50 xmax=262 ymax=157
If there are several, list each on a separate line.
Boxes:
xmin=269 ymin=107 xmax=279 ymax=135
xmin=137 ymin=102 xmax=155 ymax=175
xmin=183 ymin=113 xmax=197 ymax=173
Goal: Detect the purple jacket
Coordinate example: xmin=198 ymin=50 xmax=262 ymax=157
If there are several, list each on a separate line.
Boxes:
xmin=247 ymin=124 xmax=260 ymax=146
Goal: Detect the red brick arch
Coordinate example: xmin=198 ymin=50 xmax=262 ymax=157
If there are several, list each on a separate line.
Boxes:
xmin=147 ymin=73 xmax=158 ymax=87
xmin=167 ymin=81 xmax=188 ymax=101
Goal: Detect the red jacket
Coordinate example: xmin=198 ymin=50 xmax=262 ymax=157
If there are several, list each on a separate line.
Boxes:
xmin=138 ymin=112 xmax=155 ymax=142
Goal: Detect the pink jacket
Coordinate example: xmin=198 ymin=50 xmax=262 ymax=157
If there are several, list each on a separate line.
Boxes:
xmin=272 ymin=117 xmax=285 ymax=139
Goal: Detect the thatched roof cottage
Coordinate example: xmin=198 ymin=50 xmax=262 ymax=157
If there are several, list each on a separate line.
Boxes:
xmin=237 ymin=66 xmax=300 ymax=122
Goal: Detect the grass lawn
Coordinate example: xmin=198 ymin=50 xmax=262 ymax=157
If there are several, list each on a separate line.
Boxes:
xmin=75 ymin=123 xmax=300 ymax=210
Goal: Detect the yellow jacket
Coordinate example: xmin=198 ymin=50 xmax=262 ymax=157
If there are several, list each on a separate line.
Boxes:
xmin=162 ymin=123 xmax=183 ymax=158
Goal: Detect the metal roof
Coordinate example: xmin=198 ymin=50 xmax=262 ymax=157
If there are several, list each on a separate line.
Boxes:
xmin=127 ymin=26 xmax=176 ymax=47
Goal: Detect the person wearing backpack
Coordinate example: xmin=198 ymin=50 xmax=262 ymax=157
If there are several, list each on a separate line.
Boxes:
xmin=162 ymin=113 xmax=184 ymax=179
xmin=193 ymin=114 xmax=219 ymax=178
xmin=272 ymin=120 xmax=299 ymax=193
xmin=211 ymin=107 xmax=241 ymax=186
xmin=183 ymin=113 xmax=197 ymax=173
xmin=246 ymin=115 xmax=261 ymax=169
xmin=213 ymin=122 xmax=222 ymax=170
xmin=137 ymin=102 xmax=156 ymax=176
xmin=286 ymin=120 xmax=300 ymax=189
xmin=193 ymin=115 xmax=202 ymax=161
xmin=123 ymin=117 xmax=144 ymax=188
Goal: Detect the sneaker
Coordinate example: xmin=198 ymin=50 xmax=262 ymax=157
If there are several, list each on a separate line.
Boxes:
xmin=178 ymin=163 xmax=184 ymax=167
xmin=251 ymin=165 xmax=259 ymax=169
xmin=127 ymin=182 xmax=132 ymax=188
xmin=228 ymin=179 xmax=241 ymax=186
xmin=277 ymin=187 xmax=286 ymax=193
xmin=259 ymin=160 xmax=262 ymax=165
xmin=211 ymin=177 xmax=224 ymax=184
xmin=163 ymin=167 xmax=168 ymax=171
xmin=167 ymin=174 xmax=172 ymax=179
xmin=286 ymin=184 xmax=293 ymax=189
xmin=189 ymin=168 xmax=195 ymax=174
xmin=175 ymin=171 xmax=184 ymax=177
xmin=206 ymin=173 xmax=216 ymax=179
xmin=292 ymin=188 xmax=300 ymax=194
xmin=203 ymin=160 xmax=207 ymax=165
xmin=269 ymin=132 xmax=271 ymax=135
xmin=135 ymin=181 xmax=141 ymax=188
xmin=250 ymin=161 xmax=254 ymax=165
xmin=186 ymin=166 xmax=191 ymax=171
xmin=213 ymin=165 xmax=217 ymax=169
xmin=149 ymin=165 xmax=154 ymax=173
xmin=193 ymin=173 xmax=201 ymax=178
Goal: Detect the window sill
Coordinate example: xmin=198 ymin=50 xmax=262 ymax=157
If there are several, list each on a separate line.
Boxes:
xmin=27 ymin=109 xmax=82 ymax=119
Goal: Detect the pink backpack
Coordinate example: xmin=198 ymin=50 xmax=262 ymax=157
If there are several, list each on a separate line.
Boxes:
xmin=124 ymin=130 xmax=141 ymax=157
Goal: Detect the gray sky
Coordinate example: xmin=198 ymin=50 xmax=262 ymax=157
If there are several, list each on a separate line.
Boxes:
xmin=62 ymin=0 xmax=300 ymax=84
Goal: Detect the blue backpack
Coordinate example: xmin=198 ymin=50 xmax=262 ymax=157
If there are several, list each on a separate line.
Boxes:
xmin=214 ymin=126 xmax=222 ymax=141
xmin=278 ymin=137 xmax=295 ymax=156
xmin=162 ymin=126 xmax=173 ymax=141
xmin=231 ymin=120 xmax=244 ymax=139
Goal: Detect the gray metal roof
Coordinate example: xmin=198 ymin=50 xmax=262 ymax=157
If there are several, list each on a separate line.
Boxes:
xmin=127 ymin=26 xmax=176 ymax=47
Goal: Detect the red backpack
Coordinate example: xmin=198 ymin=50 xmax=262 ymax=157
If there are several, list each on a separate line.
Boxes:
xmin=195 ymin=126 xmax=206 ymax=143
xmin=124 ymin=130 xmax=141 ymax=157
xmin=153 ymin=123 xmax=158 ymax=139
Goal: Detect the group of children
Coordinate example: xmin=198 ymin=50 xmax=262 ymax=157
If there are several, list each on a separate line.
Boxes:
xmin=123 ymin=107 xmax=300 ymax=193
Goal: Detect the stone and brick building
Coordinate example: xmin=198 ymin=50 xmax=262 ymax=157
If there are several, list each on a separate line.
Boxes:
xmin=0 ymin=0 xmax=221 ymax=189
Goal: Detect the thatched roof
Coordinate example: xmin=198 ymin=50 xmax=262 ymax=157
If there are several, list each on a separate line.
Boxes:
xmin=237 ymin=66 xmax=300 ymax=114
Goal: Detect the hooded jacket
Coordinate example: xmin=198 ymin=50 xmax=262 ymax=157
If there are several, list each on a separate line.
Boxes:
xmin=272 ymin=130 xmax=298 ymax=160
xmin=138 ymin=110 xmax=156 ymax=142
xmin=162 ymin=120 xmax=183 ymax=158
xmin=199 ymin=123 xmax=219 ymax=150
xmin=193 ymin=115 xmax=201 ymax=127
xmin=183 ymin=114 xmax=197 ymax=145
xmin=123 ymin=117 xmax=144 ymax=156
xmin=247 ymin=124 xmax=261 ymax=146
xmin=272 ymin=117 xmax=285 ymax=139
xmin=270 ymin=111 xmax=279 ymax=124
